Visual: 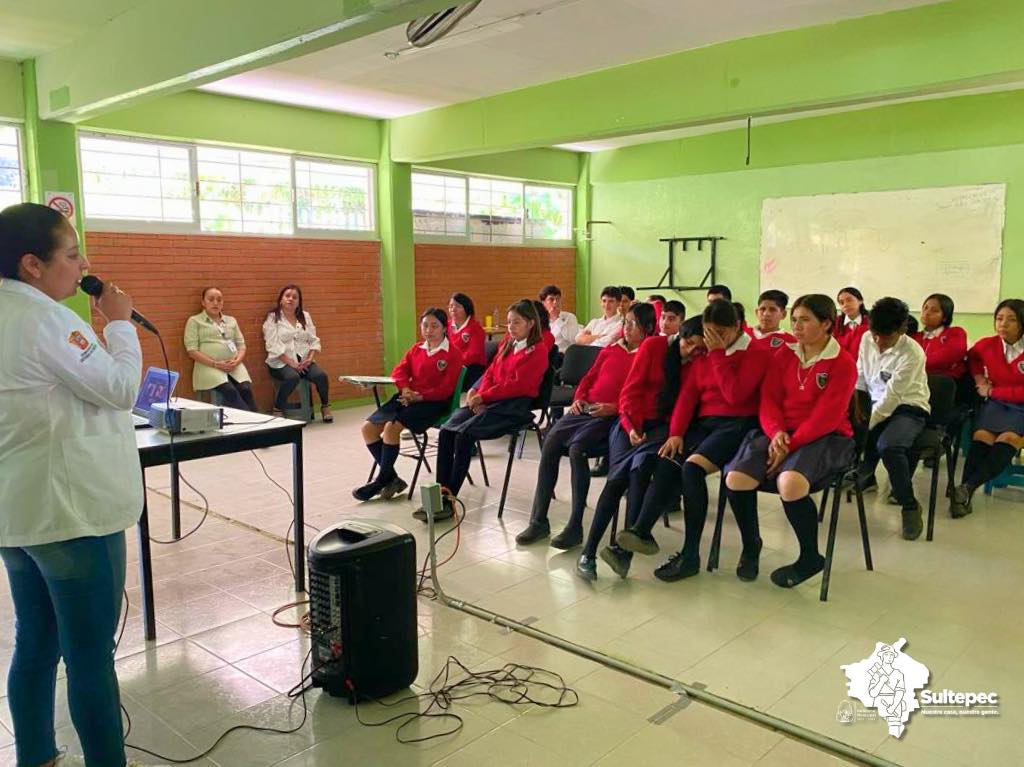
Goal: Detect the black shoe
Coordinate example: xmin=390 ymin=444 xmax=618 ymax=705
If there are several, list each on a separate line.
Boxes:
xmin=901 ymin=502 xmax=923 ymax=540
xmin=379 ymin=476 xmax=408 ymax=500
xmin=923 ymin=455 xmax=937 ymax=470
xmin=575 ymin=554 xmax=597 ymax=581
xmin=590 ymin=457 xmax=609 ymax=478
xmin=770 ymin=555 xmax=825 ymax=588
xmin=515 ymin=521 xmax=551 ymax=545
xmin=856 ymin=473 xmax=879 ymax=494
xmin=352 ymin=481 xmax=383 ymax=502
xmin=615 ymin=529 xmax=659 ymax=556
xmin=599 ymin=545 xmax=633 ymax=578
xmin=736 ymin=539 xmax=762 ymax=581
xmin=950 ymin=484 xmax=974 ymax=518
xmin=654 ymin=551 xmax=700 ymax=582
xmin=550 ymin=527 xmax=583 ymax=550
xmin=413 ymin=498 xmax=454 ymax=522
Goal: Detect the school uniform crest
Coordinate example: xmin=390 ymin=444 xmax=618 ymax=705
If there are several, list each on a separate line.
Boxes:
xmin=524 ymin=344 xmax=536 ymax=354
xmin=816 ymin=372 xmax=829 ymax=390
xmin=1018 ymin=361 xmax=1024 ymax=375
xmin=67 ymin=330 xmax=89 ymax=350
xmin=461 ymin=332 xmax=471 ymax=343
xmin=770 ymin=336 xmax=784 ymax=348
xmin=880 ymin=371 xmax=892 ymax=383
xmin=437 ymin=358 xmax=448 ymax=371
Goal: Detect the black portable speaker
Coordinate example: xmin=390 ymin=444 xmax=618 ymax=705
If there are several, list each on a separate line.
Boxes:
xmin=307 ymin=520 xmax=418 ymax=702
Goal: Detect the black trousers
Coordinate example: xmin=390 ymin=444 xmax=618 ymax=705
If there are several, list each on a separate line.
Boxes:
xmin=210 ymin=379 xmax=258 ymax=411
xmin=860 ymin=406 xmax=927 ymax=508
xmin=268 ymin=361 xmax=329 ymax=410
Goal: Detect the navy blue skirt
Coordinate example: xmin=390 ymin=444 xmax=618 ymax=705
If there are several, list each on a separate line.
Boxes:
xmin=608 ymin=420 xmax=668 ymax=481
xmin=683 ymin=416 xmax=759 ymax=469
xmin=440 ymin=397 xmax=534 ymax=440
xmin=547 ymin=412 xmax=616 ymax=452
xmin=975 ymin=399 xmax=1024 ymax=436
xmin=726 ymin=429 xmax=855 ymax=492
xmin=367 ymin=393 xmax=449 ymax=433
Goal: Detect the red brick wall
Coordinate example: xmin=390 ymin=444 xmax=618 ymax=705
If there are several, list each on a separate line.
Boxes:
xmin=414 ymin=243 xmax=576 ymax=328
xmin=85 ymin=231 xmax=383 ymax=410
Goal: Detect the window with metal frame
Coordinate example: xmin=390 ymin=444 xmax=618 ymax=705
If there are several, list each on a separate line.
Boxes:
xmin=0 ymin=124 xmax=23 ymax=211
xmin=411 ymin=172 xmax=467 ymax=236
xmin=197 ymin=146 xmax=293 ymax=235
xmin=295 ymin=157 xmax=374 ymax=232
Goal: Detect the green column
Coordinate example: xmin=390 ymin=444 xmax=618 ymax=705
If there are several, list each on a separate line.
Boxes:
xmin=22 ymin=60 xmax=90 ymax=321
xmin=377 ymin=122 xmax=416 ymax=369
xmin=574 ymin=153 xmax=592 ymax=321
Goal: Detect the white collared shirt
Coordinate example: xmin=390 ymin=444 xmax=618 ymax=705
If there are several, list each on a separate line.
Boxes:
xmin=752 ymin=326 xmax=785 ymax=340
xmin=857 ymin=333 xmax=931 ymax=429
xmin=263 ymin=310 xmax=322 ymax=368
xmin=579 ymin=315 xmax=622 ymax=347
xmin=1003 ymin=337 xmax=1024 ymax=363
xmin=0 ymin=279 xmax=144 ymax=546
xmin=845 ymin=316 xmax=863 ymax=329
xmin=549 ymin=310 xmax=580 ymax=352
xmin=724 ymin=330 xmax=752 ymax=356
xmin=513 ymin=338 xmax=529 ymax=353
xmin=419 ymin=337 xmax=450 ymax=357
xmin=789 ymin=336 xmax=842 ymax=368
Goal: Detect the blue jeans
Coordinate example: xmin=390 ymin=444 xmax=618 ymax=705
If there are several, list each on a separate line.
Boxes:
xmin=1 ymin=533 xmax=127 ymax=767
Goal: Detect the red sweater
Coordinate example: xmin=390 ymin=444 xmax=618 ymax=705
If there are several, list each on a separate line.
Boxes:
xmin=968 ymin=335 xmax=1024 ymax=404
xmin=912 ymin=326 xmax=968 ymax=379
xmin=391 ymin=342 xmax=465 ymax=403
xmin=618 ymin=335 xmax=668 ymax=433
xmin=542 ymin=329 xmax=555 ymax=351
xmin=450 ymin=317 xmax=486 ymax=367
xmin=834 ymin=320 xmax=869 ymax=359
xmin=477 ymin=339 xmax=549 ymax=403
xmin=575 ymin=341 xmax=635 ymax=407
xmin=669 ymin=342 xmax=770 ymax=437
xmin=751 ymin=330 xmax=796 ymax=352
xmin=759 ymin=343 xmax=856 ymax=451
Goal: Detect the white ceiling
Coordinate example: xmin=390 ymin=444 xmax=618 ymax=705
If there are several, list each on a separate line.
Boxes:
xmin=0 ymin=0 xmax=142 ymax=60
xmin=201 ymin=0 xmax=947 ymax=120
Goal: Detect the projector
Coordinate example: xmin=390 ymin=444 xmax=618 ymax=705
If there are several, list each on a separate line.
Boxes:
xmin=149 ymin=401 xmax=224 ymax=434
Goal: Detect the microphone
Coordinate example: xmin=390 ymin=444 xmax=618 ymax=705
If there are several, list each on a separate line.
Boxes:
xmin=79 ymin=274 xmax=160 ymax=335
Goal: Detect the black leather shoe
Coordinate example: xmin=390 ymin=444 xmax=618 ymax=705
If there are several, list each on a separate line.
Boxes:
xmin=616 ymin=529 xmax=659 ymax=556
xmin=654 ymin=551 xmax=700 ymax=582
xmin=736 ymin=539 xmax=762 ymax=581
xmin=599 ymin=545 xmax=633 ymax=578
xmin=590 ymin=457 xmax=609 ymax=477
xmin=901 ymin=503 xmax=924 ymax=540
xmin=950 ymin=484 xmax=974 ymax=518
xmin=515 ymin=521 xmax=551 ymax=545
xmin=575 ymin=555 xmax=597 ymax=581
xmin=550 ymin=527 xmax=583 ymax=550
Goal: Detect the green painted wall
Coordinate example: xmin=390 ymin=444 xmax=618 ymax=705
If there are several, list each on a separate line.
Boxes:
xmin=588 ymin=91 xmax=1024 ymax=341
xmin=421 ymin=147 xmax=579 ymax=185
xmin=0 ymin=59 xmax=23 ymax=120
xmin=378 ymin=124 xmax=416 ymax=369
xmin=83 ymin=91 xmax=380 ymax=161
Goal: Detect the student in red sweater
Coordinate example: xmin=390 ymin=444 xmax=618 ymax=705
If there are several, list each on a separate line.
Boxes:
xmin=950 ymin=298 xmax=1024 ymax=517
xmin=355 ymin=308 xmax=464 ymax=502
xmin=752 ymin=289 xmax=796 ymax=350
xmin=835 ymin=286 xmax=870 ymax=359
xmin=725 ymin=294 xmax=857 ymax=587
xmin=448 ymin=292 xmax=487 ymax=388
xmin=913 ymin=293 xmax=968 ymax=379
xmin=575 ymin=316 xmax=706 ymax=579
xmin=516 ymin=303 xmax=657 ymax=547
xmin=416 ymin=299 xmax=550 ymax=521
xmin=614 ymin=300 xmax=770 ymax=581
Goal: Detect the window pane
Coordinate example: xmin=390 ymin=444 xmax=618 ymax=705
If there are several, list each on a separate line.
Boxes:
xmin=525 ymin=185 xmax=572 ymax=240
xmin=0 ymin=125 xmax=23 ymax=205
xmin=469 ymin=177 xmax=523 ymax=243
xmin=295 ymin=159 xmax=373 ymax=231
xmin=79 ymin=135 xmax=193 ymax=222
xmin=412 ymin=172 xmax=466 ymax=236
xmin=198 ymin=147 xmax=293 ymax=234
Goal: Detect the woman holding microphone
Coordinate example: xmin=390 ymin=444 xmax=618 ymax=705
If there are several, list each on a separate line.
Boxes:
xmin=0 ymin=203 xmax=165 ymax=767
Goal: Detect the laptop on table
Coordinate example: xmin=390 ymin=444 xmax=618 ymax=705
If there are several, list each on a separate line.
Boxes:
xmin=132 ymin=367 xmax=180 ymax=428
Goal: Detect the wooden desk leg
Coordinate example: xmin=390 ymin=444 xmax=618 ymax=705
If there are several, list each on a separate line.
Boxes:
xmin=137 ymin=497 xmax=157 ymax=641
xmin=170 ymin=461 xmax=181 ymax=540
xmin=292 ymin=433 xmax=306 ymax=593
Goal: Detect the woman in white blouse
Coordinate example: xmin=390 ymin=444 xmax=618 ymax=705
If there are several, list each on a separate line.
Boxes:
xmin=263 ymin=284 xmax=332 ymax=422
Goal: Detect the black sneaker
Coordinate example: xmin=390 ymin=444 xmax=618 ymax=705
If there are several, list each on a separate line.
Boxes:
xmin=515 ymin=521 xmax=551 ymax=545
xmin=352 ymin=481 xmax=383 ymax=501
xmin=950 ymin=484 xmax=974 ymax=518
xmin=575 ymin=554 xmax=597 ymax=581
xmin=599 ymin=545 xmax=633 ymax=578
xmin=901 ymin=502 xmax=924 ymax=540
xmin=550 ymin=527 xmax=583 ymax=550
xmin=413 ymin=498 xmax=454 ymax=522
xmin=379 ymin=476 xmax=408 ymax=500
xmin=616 ymin=529 xmax=659 ymax=556
xmin=590 ymin=457 xmax=609 ymax=478
xmin=654 ymin=551 xmax=700 ymax=582
xmin=736 ymin=539 xmax=762 ymax=582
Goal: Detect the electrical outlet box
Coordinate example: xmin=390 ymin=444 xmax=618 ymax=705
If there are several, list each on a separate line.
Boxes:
xmin=420 ymin=483 xmax=443 ymax=515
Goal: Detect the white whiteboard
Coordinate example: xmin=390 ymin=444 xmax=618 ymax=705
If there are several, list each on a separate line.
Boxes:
xmin=760 ymin=184 xmax=1005 ymax=313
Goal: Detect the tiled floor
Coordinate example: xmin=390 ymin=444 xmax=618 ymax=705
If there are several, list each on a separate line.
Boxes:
xmin=1 ymin=405 xmax=1020 ymax=766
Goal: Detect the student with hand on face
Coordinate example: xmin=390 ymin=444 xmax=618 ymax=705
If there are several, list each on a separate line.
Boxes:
xmin=263 ymin=284 xmax=332 ymax=422
xmin=575 ymin=286 xmax=624 ymax=347
xmin=950 ymin=299 xmax=1024 ymax=518
xmin=448 ymin=292 xmax=487 ymax=388
xmin=855 ymin=298 xmax=931 ymax=540
xmin=835 ymin=286 xmax=870 ymax=359
xmin=751 ymin=289 xmax=796 ymax=351
xmin=912 ymin=293 xmax=968 ymax=379
xmin=184 ymin=286 xmax=257 ymax=411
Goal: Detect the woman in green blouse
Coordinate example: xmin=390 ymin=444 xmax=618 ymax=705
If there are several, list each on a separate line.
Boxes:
xmin=184 ymin=287 xmax=257 ymax=411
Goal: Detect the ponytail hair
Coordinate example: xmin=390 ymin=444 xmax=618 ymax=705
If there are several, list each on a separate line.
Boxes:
xmin=657 ymin=316 xmax=704 ymax=418
xmin=495 ymin=298 xmax=542 ymax=362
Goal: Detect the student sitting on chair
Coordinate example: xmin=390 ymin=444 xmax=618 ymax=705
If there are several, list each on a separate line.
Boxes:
xmin=751 ymin=289 xmax=796 ymax=350
xmin=913 ymin=293 xmax=968 ymax=379
xmin=575 ymin=285 xmax=623 ymax=347
xmin=534 ymin=299 xmax=556 ymax=354
xmin=617 ymin=286 xmax=636 ymax=319
xmin=448 ymin=292 xmax=487 ymax=388
xmin=263 ymin=284 xmax=332 ymax=422
xmin=835 ymin=286 xmax=870 ymax=359
xmin=414 ymin=299 xmax=549 ymax=521
xmin=706 ymin=284 xmax=732 ymax=303
xmin=540 ymin=284 xmax=579 ymax=357
xmin=614 ymin=300 xmax=770 ymax=582
xmin=516 ymin=302 xmax=657 ymax=548
xmin=659 ymin=299 xmax=685 ymax=337
xmin=725 ymin=294 xmax=857 ymax=588
xmin=950 ymin=298 xmax=1024 ymax=517
xmin=184 ymin=286 xmax=257 ymax=411
xmin=855 ymin=297 xmax=931 ymax=540
xmin=354 ymin=308 xmax=464 ymax=502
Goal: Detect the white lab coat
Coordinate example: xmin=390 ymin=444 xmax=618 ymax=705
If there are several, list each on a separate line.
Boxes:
xmin=0 ymin=279 xmax=144 ymax=547
xmin=263 ymin=310 xmax=322 ymax=368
